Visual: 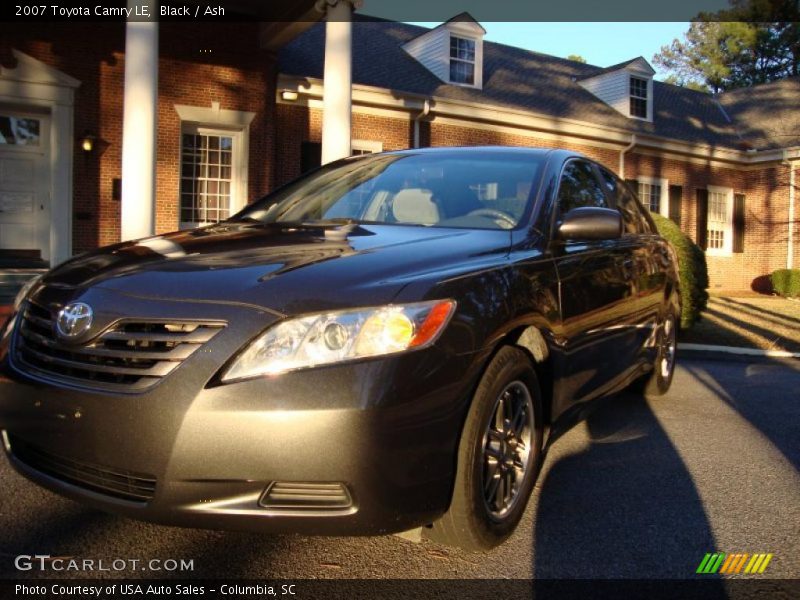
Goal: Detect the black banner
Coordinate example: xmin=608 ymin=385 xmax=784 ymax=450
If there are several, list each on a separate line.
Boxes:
xmin=1 ymin=579 xmax=800 ymax=600
xmin=2 ymin=0 xmax=799 ymax=23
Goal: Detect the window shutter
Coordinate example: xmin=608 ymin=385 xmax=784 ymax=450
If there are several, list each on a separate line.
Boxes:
xmin=696 ymin=188 xmax=708 ymax=250
xmin=668 ymin=185 xmax=683 ymax=226
xmin=733 ymin=193 xmax=745 ymax=253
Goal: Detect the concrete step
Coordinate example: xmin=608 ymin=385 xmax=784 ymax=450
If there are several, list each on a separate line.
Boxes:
xmin=0 ymin=269 xmax=47 ymax=305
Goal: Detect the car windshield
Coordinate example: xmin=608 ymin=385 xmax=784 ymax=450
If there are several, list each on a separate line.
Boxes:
xmin=233 ymin=151 xmax=543 ymax=230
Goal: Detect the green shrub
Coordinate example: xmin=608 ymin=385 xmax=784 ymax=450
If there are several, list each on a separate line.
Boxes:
xmin=650 ymin=213 xmax=709 ymax=329
xmin=770 ymin=269 xmax=800 ymax=298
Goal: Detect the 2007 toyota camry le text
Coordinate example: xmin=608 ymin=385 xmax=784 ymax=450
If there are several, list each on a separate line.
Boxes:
xmin=0 ymin=147 xmax=679 ymax=550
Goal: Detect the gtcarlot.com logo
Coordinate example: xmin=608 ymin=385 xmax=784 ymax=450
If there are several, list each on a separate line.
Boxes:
xmin=14 ymin=555 xmax=194 ymax=572
xmin=696 ymin=552 xmax=774 ymax=575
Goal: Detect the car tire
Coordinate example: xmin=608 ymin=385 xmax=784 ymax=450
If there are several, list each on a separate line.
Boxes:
xmin=638 ymin=310 xmax=678 ymax=397
xmin=426 ymin=346 xmax=543 ymax=551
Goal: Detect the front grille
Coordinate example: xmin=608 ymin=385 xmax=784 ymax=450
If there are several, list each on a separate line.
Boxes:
xmin=259 ymin=482 xmax=353 ymax=511
xmin=13 ymin=302 xmax=225 ymax=393
xmin=8 ymin=434 xmax=156 ymax=503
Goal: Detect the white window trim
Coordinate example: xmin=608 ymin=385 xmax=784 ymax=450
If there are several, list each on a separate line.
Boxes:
xmin=352 ymin=139 xmax=383 ymax=154
xmin=447 ymin=33 xmax=482 ymax=89
xmin=178 ymin=124 xmax=245 ymax=230
xmin=628 ymin=73 xmax=653 ymax=122
xmin=706 ymin=185 xmax=734 ymax=257
xmin=174 ymin=103 xmax=255 ymax=230
xmin=637 ymin=176 xmax=669 ymax=218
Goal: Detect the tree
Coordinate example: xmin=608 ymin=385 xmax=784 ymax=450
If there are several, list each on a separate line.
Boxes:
xmin=653 ymin=0 xmax=800 ymax=92
xmin=566 ymin=54 xmax=587 ymax=63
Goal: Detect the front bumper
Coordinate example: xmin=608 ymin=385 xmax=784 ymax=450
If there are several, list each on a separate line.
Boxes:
xmin=0 ymin=288 xmax=482 ymax=535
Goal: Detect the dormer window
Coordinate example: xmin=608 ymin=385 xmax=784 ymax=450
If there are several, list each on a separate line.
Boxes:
xmin=403 ymin=13 xmax=485 ymax=89
xmin=578 ymin=57 xmax=655 ymax=122
xmin=630 ymin=76 xmax=648 ymax=119
xmin=449 ymin=36 xmax=476 ymax=85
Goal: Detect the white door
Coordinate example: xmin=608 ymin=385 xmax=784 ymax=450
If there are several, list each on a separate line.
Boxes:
xmin=0 ymin=110 xmax=50 ymax=260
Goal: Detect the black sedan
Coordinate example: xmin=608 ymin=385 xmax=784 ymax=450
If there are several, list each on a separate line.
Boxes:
xmin=0 ymin=147 xmax=679 ymax=550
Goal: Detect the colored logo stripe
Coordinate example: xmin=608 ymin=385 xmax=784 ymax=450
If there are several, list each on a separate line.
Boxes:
xmin=697 ymin=552 xmax=773 ymax=575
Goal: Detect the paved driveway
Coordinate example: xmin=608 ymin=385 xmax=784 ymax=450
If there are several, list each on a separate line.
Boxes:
xmin=1 ymin=358 xmax=798 ymax=580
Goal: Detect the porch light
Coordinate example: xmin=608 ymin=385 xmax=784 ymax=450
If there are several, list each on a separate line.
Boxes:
xmin=80 ymin=133 xmax=96 ymax=153
xmin=281 ymin=90 xmax=299 ymax=101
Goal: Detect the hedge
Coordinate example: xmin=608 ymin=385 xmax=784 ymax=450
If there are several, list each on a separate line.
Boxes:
xmin=770 ymin=269 xmax=800 ymax=298
xmin=650 ymin=213 xmax=709 ymax=329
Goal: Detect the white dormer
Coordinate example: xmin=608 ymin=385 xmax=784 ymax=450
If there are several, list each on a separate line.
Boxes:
xmin=402 ymin=13 xmax=486 ymax=89
xmin=578 ymin=57 xmax=656 ymax=122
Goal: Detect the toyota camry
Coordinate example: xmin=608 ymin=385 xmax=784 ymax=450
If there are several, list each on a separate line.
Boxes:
xmin=0 ymin=147 xmax=679 ymax=550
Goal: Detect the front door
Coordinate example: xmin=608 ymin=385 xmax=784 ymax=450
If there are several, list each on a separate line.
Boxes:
xmin=550 ymin=159 xmax=637 ymax=414
xmin=0 ymin=110 xmax=50 ymax=261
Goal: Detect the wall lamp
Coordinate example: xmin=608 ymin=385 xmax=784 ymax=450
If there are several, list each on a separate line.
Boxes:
xmin=280 ymin=90 xmax=299 ymax=101
xmin=80 ymin=132 xmax=97 ymax=153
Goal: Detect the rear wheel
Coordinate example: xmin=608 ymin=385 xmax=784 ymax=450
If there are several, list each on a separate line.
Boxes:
xmin=427 ymin=346 xmax=543 ymax=550
xmin=639 ymin=311 xmax=677 ymax=397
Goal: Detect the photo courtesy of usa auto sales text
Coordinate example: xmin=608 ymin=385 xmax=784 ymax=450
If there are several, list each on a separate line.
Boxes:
xmin=15 ymin=584 xmax=298 ymax=596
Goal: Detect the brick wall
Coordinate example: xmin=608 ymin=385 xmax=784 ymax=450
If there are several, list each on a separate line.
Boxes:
xmin=624 ymin=154 xmax=791 ymax=291
xmin=1 ymin=22 xmax=275 ymax=253
xmin=2 ymin=23 xmax=796 ymax=290
xmin=275 ymin=105 xmax=412 ymax=186
xmin=427 ymin=121 xmax=795 ymax=290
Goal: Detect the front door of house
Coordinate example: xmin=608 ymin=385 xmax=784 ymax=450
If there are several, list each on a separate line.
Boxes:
xmin=0 ymin=110 xmax=50 ymax=261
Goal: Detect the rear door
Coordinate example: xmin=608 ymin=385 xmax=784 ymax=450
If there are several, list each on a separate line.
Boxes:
xmin=550 ymin=159 xmax=638 ymax=414
xmin=598 ymin=167 xmax=666 ymax=364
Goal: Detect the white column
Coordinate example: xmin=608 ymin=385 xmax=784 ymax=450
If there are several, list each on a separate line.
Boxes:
xmin=321 ymin=0 xmax=353 ymax=165
xmin=121 ymin=1 xmax=158 ymax=241
xmin=788 ymin=161 xmax=796 ymax=269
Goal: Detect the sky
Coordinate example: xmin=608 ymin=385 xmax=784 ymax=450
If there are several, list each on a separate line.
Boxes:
xmin=407 ymin=22 xmax=691 ymax=80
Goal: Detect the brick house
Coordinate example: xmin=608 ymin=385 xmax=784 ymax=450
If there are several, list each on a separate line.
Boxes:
xmin=1 ymin=6 xmax=797 ymax=291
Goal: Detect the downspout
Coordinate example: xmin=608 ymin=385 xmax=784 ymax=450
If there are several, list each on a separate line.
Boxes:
xmin=619 ymin=134 xmax=636 ymax=179
xmin=413 ymin=99 xmax=431 ymax=149
xmin=784 ymin=150 xmax=796 ymax=269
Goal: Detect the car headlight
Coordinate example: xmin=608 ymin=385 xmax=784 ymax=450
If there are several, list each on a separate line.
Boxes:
xmin=221 ymin=299 xmax=456 ymax=381
xmin=13 ymin=274 xmax=43 ymax=310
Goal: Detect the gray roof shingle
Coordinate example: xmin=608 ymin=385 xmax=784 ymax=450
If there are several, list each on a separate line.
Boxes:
xmin=279 ymin=17 xmax=788 ymax=152
xmin=718 ymin=76 xmax=800 ymax=150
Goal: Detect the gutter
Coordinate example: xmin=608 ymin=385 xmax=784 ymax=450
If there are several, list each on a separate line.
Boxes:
xmin=276 ymin=74 xmax=800 ymax=168
xmin=619 ymin=134 xmax=636 ymax=178
xmin=413 ymin=99 xmax=431 ymax=149
xmin=784 ymin=150 xmax=797 ymax=269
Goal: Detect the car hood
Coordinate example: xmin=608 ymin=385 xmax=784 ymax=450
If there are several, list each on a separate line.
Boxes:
xmin=43 ymin=222 xmax=512 ymax=314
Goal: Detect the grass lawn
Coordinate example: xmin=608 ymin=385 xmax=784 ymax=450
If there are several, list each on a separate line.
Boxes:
xmin=680 ymin=295 xmax=800 ymax=353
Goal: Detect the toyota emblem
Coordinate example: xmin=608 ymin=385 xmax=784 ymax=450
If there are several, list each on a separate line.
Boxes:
xmin=56 ymin=302 xmax=94 ymax=338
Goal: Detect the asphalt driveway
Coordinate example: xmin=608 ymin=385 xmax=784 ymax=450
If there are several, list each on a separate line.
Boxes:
xmin=0 ymin=358 xmax=798 ymax=581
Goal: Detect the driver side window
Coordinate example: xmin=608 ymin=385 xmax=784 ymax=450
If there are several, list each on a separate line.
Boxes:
xmin=557 ymin=160 xmax=608 ymax=215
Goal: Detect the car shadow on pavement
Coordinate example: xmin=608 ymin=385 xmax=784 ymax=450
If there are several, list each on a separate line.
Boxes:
xmin=682 ymin=359 xmax=800 ymax=472
xmin=531 ymin=390 xmax=724 ymax=582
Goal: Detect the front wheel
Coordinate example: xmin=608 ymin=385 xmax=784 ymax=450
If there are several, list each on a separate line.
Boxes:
xmin=426 ymin=346 xmax=543 ymax=551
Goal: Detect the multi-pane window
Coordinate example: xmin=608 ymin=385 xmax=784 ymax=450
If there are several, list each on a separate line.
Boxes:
xmin=449 ymin=36 xmax=476 ymax=85
xmin=707 ymin=189 xmax=730 ymax=251
xmin=638 ymin=181 xmax=662 ymax=213
xmin=630 ymin=76 xmax=648 ymax=119
xmin=180 ymin=132 xmax=234 ymax=225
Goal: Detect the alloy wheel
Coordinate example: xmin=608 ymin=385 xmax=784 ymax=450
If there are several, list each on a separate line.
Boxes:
xmin=481 ymin=380 xmax=534 ymax=520
xmin=660 ymin=315 xmax=677 ymax=379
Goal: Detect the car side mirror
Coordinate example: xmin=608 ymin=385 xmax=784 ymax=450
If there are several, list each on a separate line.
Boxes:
xmin=557 ymin=207 xmax=622 ymax=241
